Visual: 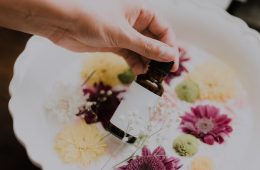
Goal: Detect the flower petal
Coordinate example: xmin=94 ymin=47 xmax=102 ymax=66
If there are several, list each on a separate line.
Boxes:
xmin=152 ymin=146 xmax=166 ymax=161
xmin=142 ymin=146 xmax=152 ymax=156
xmin=203 ymin=135 xmax=215 ymax=145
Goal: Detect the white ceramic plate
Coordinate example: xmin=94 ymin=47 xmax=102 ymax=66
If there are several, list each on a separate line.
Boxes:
xmin=188 ymin=0 xmax=232 ymax=9
xmin=9 ymin=0 xmax=260 ymax=169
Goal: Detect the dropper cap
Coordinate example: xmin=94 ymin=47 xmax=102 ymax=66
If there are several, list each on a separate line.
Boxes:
xmin=149 ymin=60 xmax=174 ymax=76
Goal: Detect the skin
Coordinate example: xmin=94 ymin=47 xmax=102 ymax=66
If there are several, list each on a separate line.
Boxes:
xmin=0 ymin=0 xmax=179 ymax=74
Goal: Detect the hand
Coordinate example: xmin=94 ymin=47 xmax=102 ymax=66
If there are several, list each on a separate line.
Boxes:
xmin=0 ymin=0 xmax=179 ymax=74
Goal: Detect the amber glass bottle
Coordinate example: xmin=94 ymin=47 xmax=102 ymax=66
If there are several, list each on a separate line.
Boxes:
xmin=108 ymin=60 xmax=174 ymax=143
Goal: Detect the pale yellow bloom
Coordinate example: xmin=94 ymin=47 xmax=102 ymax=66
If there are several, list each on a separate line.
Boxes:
xmin=81 ymin=52 xmax=129 ymax=86
xmin=191 ymin=156 xmax=214 ymax=170
xmin=54 ymin=120 xmax=106 ymax=166
xmin=189 ymin=60 xmax=239 ymax=102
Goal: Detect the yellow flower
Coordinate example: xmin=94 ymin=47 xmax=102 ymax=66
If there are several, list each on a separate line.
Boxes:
xmin=54 ymin=120 xmax=106 ymax=166
xmin=81 ymin=52 xmax=129 ymax=86
xmin=191 ymin=156 xmax=214 ymax=170
xmin=189 ymin=60 xmax=239 ymax=102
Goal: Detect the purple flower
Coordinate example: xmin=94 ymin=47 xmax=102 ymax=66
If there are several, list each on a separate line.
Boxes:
xmin=180 ymin=105 xmax=233 ymax=145
xmin=164 ymin=48 xmax=190 ymax=84
xmin=118 ymin=146 xmax=181 ymax=170
xmin=76 ymin=107 xmax=98 ymax=124
xmin=77 ymin=82 xmax=125 ymax=129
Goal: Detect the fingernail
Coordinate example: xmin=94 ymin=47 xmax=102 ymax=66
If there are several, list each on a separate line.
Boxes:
xmin=160 ymin=46 xmax=179 ymax=61
xmin=173 ymin=46 xmax=180 ymax=59
xmin=172 ymin=62 xmax=179 ymax=72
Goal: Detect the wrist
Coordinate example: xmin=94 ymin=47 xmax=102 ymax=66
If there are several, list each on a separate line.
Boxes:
xmin=0 ymin=0 xmax=29 ymax=30
xmin=0 ymin=0 xmax=78 ymax=37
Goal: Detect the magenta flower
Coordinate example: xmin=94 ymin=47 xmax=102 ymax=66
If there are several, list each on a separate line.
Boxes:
xmin=164 ymin=48 xmax=190 ymax=84
xmin=180 ymin=105 xmax=233 ymax=145
xmin=118 ymin=146 xmax=181 ymax=170
xmin=77 ymin=82 xmax=125 ymax=129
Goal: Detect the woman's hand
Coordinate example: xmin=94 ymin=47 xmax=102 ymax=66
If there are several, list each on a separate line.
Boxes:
xmin=0 ymin=0 xmax=179 ymax=74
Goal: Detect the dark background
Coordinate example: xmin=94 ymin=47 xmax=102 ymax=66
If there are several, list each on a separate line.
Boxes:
xmin=0 ymin=0 xmax=259 ymax=170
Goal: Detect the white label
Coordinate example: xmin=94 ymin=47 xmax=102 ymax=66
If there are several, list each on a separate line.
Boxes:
xmin=110 ymin=81 xmax=160 ymax=137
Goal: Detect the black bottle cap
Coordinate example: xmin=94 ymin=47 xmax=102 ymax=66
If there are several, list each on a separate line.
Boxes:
xmin=149 ymin=60 xmax=174 ymax=75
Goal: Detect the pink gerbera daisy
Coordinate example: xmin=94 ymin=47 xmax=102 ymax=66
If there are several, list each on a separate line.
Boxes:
xmin=118 ymin=146 xmax=181 ymax=170
xmin=180 ymin=105 xmax=233 ymax=145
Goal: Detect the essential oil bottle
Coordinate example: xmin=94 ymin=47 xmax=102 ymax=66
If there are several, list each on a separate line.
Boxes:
xmin=108 ymin=60 xmax=174 ymax=143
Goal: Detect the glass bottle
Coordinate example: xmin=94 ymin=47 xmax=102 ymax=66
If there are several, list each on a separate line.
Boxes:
xmin=108 ymin=60 xmax=174 ymax=143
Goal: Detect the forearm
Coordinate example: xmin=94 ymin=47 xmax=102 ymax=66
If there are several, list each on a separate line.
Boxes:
xmin=0 ymin=0 xmax=77 ymax=37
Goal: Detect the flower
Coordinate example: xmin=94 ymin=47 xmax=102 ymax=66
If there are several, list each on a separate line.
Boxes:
xmin=164 ymin=48 xmax=190 ymax=84
xmin=189 ymin=60 xmax=239 ymax=102
xmin=180 ymin=105 xmax=233 ymax=145
xmin=118 ymin=69 xmax=135 ymax=84
xmin=173 ymin=134 xmax=199 ymax=157
xmin=175 ymin=79 xmax=200 ymax=103
xmin=77 ymin=105 xmax=98 ymax=124
xmin=45 ymin=83 xmax=87 ymax=123
xmin=54 ymin=120 xmax=106 ymax=166
xmin=81 ymin=52 xmax=129 ymax=86
xmin=118 ymin=146 xmax=181 ymax=170
xmin=191 ymin=156 xmax=214 ymax=170
xmin=150 ymin=93 xmax=176 ymax=122
xmin=77 ymin=82 xmax=125 ymax=129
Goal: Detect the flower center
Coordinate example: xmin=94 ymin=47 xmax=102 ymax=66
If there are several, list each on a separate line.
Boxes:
xmin=139 ymin=163 xmax=154 ymax=170
xmin=126 ymin=156 xmax=166 ymax=170
xmin=195 ymin=118 xmax=214 ymax=134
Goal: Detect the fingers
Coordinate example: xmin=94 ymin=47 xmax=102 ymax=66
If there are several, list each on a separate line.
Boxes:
xmin=118 ymin=8 xmax=179 ymax=72
xmin=133 ymin=7 xmax=176 ymax=47
xmin=144 ymin=11 xmax=180 ymax=72
xmin=121 ymin=28 xmax=178 ymax=62
xmin=129 ymin=7 xmax=179 ymax=72
xmin=171 ymin=47 xmax=179 ymax=72
xmin=148 ymin=13 xmax=176 ymax=47
xmin=141 ymin=29 xmax=179 ymax=72
xmin=116 ymin=49 xmax=149 ymax=75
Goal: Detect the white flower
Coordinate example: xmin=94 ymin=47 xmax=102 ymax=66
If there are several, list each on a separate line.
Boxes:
xmin=45 ymin=83 xmax=87 ymax=123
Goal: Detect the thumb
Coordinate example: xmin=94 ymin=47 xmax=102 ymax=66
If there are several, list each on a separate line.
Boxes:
xmin=123 ymin=28 xmax=178 ymax=62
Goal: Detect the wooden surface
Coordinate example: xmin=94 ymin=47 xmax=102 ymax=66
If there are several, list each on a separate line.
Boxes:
xmin=0 ymin=27 xmax=40 ymax=170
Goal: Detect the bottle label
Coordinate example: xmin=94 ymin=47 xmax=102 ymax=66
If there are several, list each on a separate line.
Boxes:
xmin=110 ymin=81 xmax=160 ymax=138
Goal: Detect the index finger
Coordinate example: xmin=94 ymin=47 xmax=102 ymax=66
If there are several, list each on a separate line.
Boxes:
xmin=149 ymin=14 xmax=180 ymax=72
xmin=148 ymin=14 xmax=176 ymax=47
